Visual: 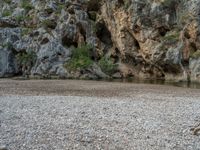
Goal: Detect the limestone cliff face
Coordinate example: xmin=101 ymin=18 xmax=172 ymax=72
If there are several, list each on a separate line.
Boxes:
xmin=0 ymin=0 xmax=200 ymax=81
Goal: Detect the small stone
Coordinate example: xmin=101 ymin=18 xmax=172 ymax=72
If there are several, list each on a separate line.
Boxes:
xmin=112 ymin=72 xmax=122 ymax=79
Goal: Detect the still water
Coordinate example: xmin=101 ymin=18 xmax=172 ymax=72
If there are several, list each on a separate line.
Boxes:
xmin=104 ymin=78 xmax=200 ymax=89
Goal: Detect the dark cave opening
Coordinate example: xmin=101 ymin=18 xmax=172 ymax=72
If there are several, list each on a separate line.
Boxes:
xmin=162 ymin=64 xmax=182 ymax=74
xmin=158 ymin=27 xmax=169 ymax=37
xmin=62 ymin=35 xmax=78 ymax=48
xmin=78 ymin=23 xmax=86 ymax=42
xmin=87 ymin=0 xmax=101 ymax=11
xmin=68 ymin=7 xmax=75 ymax=14
xmin=96 ymin=21 xmax=113 ymax=47
xmin=184 ymin=31 xmax=191 ymax=39
xmin=133 ymin=25 xmax=141 ymax=33
xmin=134 ymin=38 xmax=140 ymax=50
xmin=118 ymin=0 xmax=125 ymax=5
xmin=190 ymin=42 xmax=197 ymax=52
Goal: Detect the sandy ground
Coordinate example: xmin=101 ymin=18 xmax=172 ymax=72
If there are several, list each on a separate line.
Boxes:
xmin=0 ymin=79 xmax=200 ymax=150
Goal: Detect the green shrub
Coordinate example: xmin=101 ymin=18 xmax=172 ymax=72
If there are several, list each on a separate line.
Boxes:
xmin=41 ymin=19 xmax=57 ymax=29
xmin=124 ymin=1 xmax=130 ymax=10
xmin=91 ymin=21 xmax=97 ymax=33
xmin=15 ymin=15 xmax=32 ymax=23
xmin=21 ymin=28 xmax=31 ymax=36
xmin=3 ymin=0 xmax=12 ymax=4
xmin=65 ymin=44 xmax=93 ymax=70
xmin=16 ymin=15 xmax=23 ymax=23
xmin=2 ymin=9 xmax=12 ymax=17
xmin=163 ymin=31 xmax=179 ymax=43
xmin=56 ymin=4 xmax=65 ymax=14
xmin=21 ymin=0 xmax=34 ymax=12
xmin=15 ymin=15 xmax=26 ymax=23
xmin=98 ymin=57 xmax=117 ymax=75
xmin=2 ymin=42 xmax=12 ymax=49
xmin=16 ymin=51 xmax=37 ymax=67
xmin=162 ymin=0 xmax=177 ymax=8
xmin=191 ymin=50 xmax=200 ymax=59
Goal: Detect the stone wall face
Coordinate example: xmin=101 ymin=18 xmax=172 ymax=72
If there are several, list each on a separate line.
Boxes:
xmin=0 ymin=0 xmax=200 ymax=81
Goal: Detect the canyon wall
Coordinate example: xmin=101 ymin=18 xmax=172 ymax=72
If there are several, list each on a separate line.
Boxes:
xmin=0 ymin=0 xmax=200 ymax=81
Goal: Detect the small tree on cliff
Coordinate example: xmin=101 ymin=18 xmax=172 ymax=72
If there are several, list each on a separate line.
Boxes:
xmin=16 ymin=51 xmax=37 ymax=78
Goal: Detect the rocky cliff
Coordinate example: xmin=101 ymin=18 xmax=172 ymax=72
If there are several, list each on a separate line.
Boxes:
xmin=0 ymin=0 xmax=200 ymax=81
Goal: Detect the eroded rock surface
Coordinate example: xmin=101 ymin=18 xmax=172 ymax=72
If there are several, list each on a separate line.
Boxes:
xmin=0 ymin=0 xmax=200 ymax=80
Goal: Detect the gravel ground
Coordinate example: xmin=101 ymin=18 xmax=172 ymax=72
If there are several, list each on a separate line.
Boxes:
xmin=0 ymin=79 xmax=200 ymax=150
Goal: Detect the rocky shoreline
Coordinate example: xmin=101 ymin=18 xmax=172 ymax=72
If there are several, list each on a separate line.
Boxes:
xmin=1 ymin=79 xmax=200 ymax=96
xmin=0 ymin=79 xmax=200 ymax=149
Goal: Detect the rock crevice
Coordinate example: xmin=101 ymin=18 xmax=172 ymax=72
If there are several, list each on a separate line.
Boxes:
xmin=0 ymin=0 xmax=200 ymax=81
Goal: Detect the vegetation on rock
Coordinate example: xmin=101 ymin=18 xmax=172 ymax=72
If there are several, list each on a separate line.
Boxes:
xmin=65 ymin=44 xmax=93 ymax=71
xmin=16 ymin=51 xmax=37 ymax=76
xmin=98 ymin=57 xmax=117 ymax=76
xmin=41 ymin=19 xmax=57 ymax=29
xmin=163 ymin=31 xmax=180 ymax=43
xmin=191 ymin=50 xmax=200 ymax=59
xmin=3 ymin=0 xmax=12 ymax=4
xmin=20 ymin=0 xmax=34 ymax=13
xmin=2 ymin=9 xmax=11 ymax=17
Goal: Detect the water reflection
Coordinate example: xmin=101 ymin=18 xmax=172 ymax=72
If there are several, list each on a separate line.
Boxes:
xmin=104 ymin=78 xmax=200 ymax=89
xmin=171 ymin=81 xmax=200 ymax=89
